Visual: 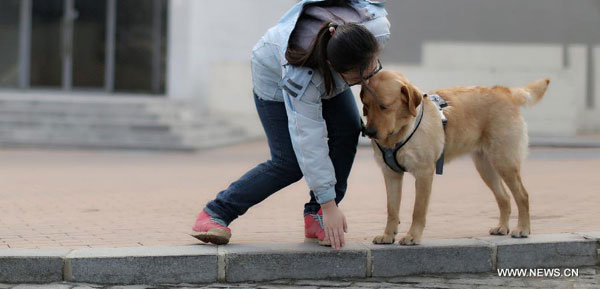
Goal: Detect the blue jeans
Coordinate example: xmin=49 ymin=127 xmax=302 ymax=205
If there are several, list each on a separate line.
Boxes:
xmin=204 ymin=89 xmax=361 ymax=226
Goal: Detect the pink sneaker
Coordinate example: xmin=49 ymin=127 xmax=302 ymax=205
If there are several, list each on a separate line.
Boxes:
xmin=304 ymin=208 xmax=331 ymax=246
xmin=191 ymin=210 xmax=231 ymax=245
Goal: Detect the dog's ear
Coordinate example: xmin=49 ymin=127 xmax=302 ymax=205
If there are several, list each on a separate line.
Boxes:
xmin=400 ymin=83 xmax=422 ymax=117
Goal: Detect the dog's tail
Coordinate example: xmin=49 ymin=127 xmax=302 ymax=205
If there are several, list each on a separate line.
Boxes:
xmin=510 ymin=78 xmax=551 ymax=107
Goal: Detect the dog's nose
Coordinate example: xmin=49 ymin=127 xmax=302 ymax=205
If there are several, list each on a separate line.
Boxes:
xmin=365 ymin=127 xmax=377 ymax=138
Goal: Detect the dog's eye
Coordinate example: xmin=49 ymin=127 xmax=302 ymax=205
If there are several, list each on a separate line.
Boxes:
xmin=379 ymin=105 xmax=387 ymax=110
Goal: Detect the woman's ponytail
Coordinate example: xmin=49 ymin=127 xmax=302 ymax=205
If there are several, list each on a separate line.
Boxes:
xmin=286 ymin=21 xmax=379 ymax=96
xmin=314 ymin=22 xmax=338 ymax=95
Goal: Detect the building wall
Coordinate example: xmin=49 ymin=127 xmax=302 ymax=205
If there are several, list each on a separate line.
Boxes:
xmin=167 ymin=1 xmax=292 ymax=134
xmin=382 ymin=0 xmax=600 ymax=63
xmin=387 ymin=43 xmax=588 ymax=136
xmin=167 ymin=0 xmax=600 ymax=137
xmin=167 ymin=0 xmax=295 ymax=134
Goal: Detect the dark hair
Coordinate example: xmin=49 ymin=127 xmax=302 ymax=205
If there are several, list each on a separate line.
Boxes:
xmin=286 ymin=22 xmax=380 ymax=95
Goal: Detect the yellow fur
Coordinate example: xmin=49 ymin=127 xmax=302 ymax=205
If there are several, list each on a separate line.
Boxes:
xmin=361 ymin=71 xmax=550 ymax=245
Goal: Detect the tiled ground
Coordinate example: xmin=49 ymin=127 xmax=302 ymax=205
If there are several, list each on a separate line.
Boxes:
xmin=0 ymin=141 xmax=599 ymax=249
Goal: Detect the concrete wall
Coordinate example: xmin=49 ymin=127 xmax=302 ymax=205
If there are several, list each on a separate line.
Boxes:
xmin=387 ymin=43 xmax=587 ymax=137
xmin=168 ymin=0 xmax=294 ymax=102
xmin=167 ymin=0 xmax=294 ymax=135
xmin=580 ymin=45 xmax=600 ymax=133
xmin=167 ymin=0 xmax=600 ymax=136
xmin=382 ymin=0 xmax=600 ymax=63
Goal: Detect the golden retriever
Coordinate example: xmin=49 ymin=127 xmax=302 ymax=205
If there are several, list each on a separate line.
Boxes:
xmin=360 ymin=70 xmax=550 ymax=245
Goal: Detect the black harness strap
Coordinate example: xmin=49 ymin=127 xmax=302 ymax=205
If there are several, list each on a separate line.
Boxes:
xmin=374 ymin=101 xmax=425 ymax=173
xmin=360 ymin=94 xmax=448 ymax=175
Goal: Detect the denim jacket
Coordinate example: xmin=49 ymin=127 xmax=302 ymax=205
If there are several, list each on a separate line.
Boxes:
xmin=250 ymin=0 xmax=390 ymax=204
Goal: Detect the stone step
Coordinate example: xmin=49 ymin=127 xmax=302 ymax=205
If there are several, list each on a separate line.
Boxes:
xmin=0 ymin=128 xmax=180 ymax=143
xmin=0 ymin=138 xmax=192 ymax=151
xmin=0 ymin=131 xmax=249 ymax=151
xmin=0 ymin=97 xmax=254 ymax=151
xmin=0 ymin=107 xmax=190 ymax=119
xmin=0 ymin=124 xmax=243 ymax=140
xmin=0 ymin=110 xmax=162 ymax=123
xmin=0 ymin=101 xmax=147 ymax=113
xmin=0 ymin=124 xmax=248 ymax=151
xmin=0 ymin=102 xmax=203 ymax=119
xmin=184 ymin=133 xmax=258 ymax=150
xmin=0 ymin=113 xmax=240 ymax=132
xmin=0 ymin=108 xmax=234 ymax=127
xmin=0 ymin=134 xmax=250 ymax=151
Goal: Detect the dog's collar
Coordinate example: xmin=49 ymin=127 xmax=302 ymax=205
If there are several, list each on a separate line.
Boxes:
xmin=359 ymin=96 xmax=425 ymax=173
xmin=360 ymin=94 xmax=448 ymax=175
xmin=376 ymin=99 xmax=425 ymax=151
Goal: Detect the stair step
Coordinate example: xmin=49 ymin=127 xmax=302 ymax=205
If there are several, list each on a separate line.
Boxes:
xmin=0 ymin=97 xmax=254 ymax=151
xmin=0 ymin=138 xmax=194 ymax=151
xmin=0 ymin=124 xmax=245 ymax=142
xmin=0 ymin=110 xmax=233 ymax=126
xmin=0 ymin=132 xmax=250 ymax=151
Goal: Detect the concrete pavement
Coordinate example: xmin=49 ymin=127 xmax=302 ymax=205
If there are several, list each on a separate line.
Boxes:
xmin=0 ymin=141 xmax=599 ymax=284
xmin=0 ymin=141 xmax=599 ymax=249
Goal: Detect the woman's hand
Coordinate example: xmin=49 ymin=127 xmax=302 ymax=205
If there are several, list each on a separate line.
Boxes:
xmin=321 ymin=200 xmax=348 ymax=249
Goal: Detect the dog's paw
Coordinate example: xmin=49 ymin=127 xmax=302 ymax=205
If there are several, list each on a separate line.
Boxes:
xmin=399 ymin=234 xmax=420 ymax=246
xmin=372 ymin=234 xmax=395 ymax=244
xmin=510 ymin=227 xmax=530 ymax=238
xmin=489 ymin=225 xmax=510 ymax=235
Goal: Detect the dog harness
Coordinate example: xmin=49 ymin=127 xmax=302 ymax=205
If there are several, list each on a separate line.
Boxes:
xmin=360 ymin=94 xmax=448 ymax=175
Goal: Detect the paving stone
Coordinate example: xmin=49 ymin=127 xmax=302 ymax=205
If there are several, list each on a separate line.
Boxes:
xmin=322 ymin=287 xmax=372 ymax=289
xmin=3 ymin=266 xmax=598 ymax=288
xmin=293 ymin=280 xmax=353 ymax=287
xmin=576 ymin=231 xmax=600 ymax=266
xmin=349 ymin=282 xmax=399 ymax=288
xmin=575 ymin=232 xmax=600 ymax=242
xmin=422 ymin=284 xmax=479 ymax=289
xmin=0 ymin=249 xmax=70 ymax=283
xmin=477 ymin=233 xmax=597 ymax=269
xmin=66 ymin=282 xmax=103 ymax=289
xmin=387 ymin=276 xmax=448 ymax=284
xmin=259 ymin=286 xmax=317 ymax=289
xmin=521 ymin=279 xmax=580 ymax=288
xmin=65 ymin=245 xmax=217 ymax=284
xmin=1 ymin=146 xmax=599 ymax=251
xmin=447 ymin=276 xmax=528 ymax=287
xmin=319 ymin=287 xmax=367 ymax=289
xmin=365 ymin=238 xmax=493 ymax=277
xmin=11 ymin=285 xmax=72 ymax=289
xmin=221 ymin=243 xmax=368 ymax=282
xmin=106 ymin=285 xmax=152 ymax=289
xmin=213 ymin=283 xmax=240 ymax=287
xmin=573 ymin=285 xmax=600 ymax=289
xmin=261 ymin=279 xmax=293 ymax=285
xmin=577 ymin=267 xmax=597 ymax=275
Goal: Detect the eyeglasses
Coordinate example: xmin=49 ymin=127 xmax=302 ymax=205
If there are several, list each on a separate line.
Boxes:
xmin=341 ymin=59 xmax=382 ymax=86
